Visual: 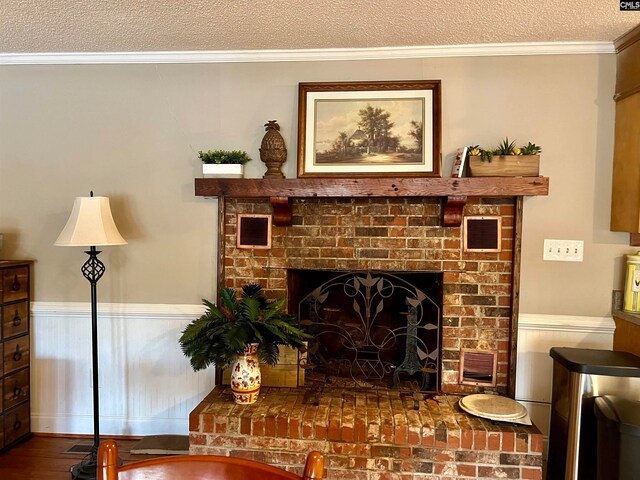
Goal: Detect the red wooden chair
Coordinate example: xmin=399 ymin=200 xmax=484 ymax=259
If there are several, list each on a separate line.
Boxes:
xmin=97 ymin=440 xmax=324 ymax=480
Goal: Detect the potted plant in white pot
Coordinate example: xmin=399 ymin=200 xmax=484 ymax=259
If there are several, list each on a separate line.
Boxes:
xmin=199 ymin=149 xmax=252 ymax=178
xmin=467 ymin=138 xmax=542 ymax=177
xmin=179 ymin=283 xmax=310 ymax=404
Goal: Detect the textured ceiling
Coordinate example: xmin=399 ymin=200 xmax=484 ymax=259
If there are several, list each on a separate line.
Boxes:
xmin=1 ymin=1 xmax=639 ymax=53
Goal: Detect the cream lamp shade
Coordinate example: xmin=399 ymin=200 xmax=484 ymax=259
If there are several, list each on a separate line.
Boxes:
xmin=55 ymin=196 xmax=127 ymax=247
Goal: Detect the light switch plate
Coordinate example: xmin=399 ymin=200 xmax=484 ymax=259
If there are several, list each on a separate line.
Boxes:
xmin=543 ymin=239 xmax=584 ymax=262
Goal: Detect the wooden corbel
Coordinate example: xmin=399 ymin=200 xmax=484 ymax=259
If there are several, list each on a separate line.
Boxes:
xmin=270 ymin=196 xmax=292 ymax=225
xmin=442 ymin=195 xmax=467 ymax=227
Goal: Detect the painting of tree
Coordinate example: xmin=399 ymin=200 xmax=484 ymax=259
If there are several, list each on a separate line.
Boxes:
xmin=314 ymin=99 xmax=424 ymax=165
xmin=408 ymin=120 xmax=423 ymax=151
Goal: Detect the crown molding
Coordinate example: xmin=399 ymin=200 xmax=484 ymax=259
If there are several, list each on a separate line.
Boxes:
xmin=0 ymin=41 xmax=614 ymax=65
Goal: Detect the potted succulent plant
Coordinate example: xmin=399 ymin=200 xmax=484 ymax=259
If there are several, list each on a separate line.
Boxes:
xmin=467 ymin=138 xmax=542 ymax=177
xmin=199 ymin=149 xmax=252 ymax=178
xmin=179 ymin=283 xmax=310 ymax=404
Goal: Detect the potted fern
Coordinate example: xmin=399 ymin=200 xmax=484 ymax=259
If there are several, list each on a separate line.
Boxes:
xmin=199 ymin=149 xmax=252 ymax=178
xmin=467 ymin=138 xmax=542 ymax=177
xmin=179 ymin=283 xmax=310 ymax=404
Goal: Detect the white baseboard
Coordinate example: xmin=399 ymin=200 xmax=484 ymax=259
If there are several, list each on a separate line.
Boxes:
xmin=32 ymin=414 xmax=189 ymax=436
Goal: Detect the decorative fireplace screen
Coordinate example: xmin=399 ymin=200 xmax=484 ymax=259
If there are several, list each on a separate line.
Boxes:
xmin=292 ymin=270 xmax=442 ymax=393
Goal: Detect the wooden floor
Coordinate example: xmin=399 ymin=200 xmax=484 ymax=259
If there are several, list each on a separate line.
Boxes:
xmin=0 ymin=436 xmax=159 ymax=480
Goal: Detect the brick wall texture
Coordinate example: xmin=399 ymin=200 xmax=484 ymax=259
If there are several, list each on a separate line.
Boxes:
xmin=223 ymin=197 xmax=517 ymax=395
xmin=190 ymin=387 xmax=543 ymax=480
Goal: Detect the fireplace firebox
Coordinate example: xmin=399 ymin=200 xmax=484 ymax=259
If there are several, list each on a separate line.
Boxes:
xmin=288 ymin=269 xmax=442 ymax=393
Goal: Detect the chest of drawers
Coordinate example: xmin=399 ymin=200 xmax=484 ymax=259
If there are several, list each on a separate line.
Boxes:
xmin=0 ymin=260 xmax=33 ymax=452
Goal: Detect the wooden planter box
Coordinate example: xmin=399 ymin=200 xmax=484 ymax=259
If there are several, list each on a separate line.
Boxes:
xmin=468 ymin=154 xmax=540 ymax=177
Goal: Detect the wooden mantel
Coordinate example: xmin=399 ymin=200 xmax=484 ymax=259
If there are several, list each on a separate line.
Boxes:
xmin=194 ymin=176 xmax=549 ymax=225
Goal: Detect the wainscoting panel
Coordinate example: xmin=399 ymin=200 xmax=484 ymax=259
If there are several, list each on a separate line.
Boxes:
xmin=29 ymin=304 xmax=616 ymax=441
xmin=30 ymin=302 xmax=211 ymax=436
xmin=516 ymin=313 xmax=615 ymax=457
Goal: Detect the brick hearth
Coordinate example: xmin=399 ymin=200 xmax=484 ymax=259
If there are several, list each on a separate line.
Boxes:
xmin=190 ymin=387 xmax=543 ymax=479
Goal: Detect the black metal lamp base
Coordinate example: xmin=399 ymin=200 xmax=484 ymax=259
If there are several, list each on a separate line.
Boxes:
xmin=70 ymin=247 xmax=104 ymax=480
xmin=70 ymin=452 xmax=97 ymax=480
xmin=70 ymin=247 xmax=121 ymax=480
xmin=70 ymin=449 xmax=122 ymax=479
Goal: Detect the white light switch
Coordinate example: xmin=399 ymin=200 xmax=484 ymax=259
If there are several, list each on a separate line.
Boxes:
xmin=543 ymin=239 xmax=584 ymax=262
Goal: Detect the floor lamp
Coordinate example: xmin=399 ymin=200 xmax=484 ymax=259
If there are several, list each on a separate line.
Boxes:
xmin=55 ymin=192 xmax=127 ymax=480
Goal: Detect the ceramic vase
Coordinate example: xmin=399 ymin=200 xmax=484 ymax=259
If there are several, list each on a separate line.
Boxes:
xmin=230 ymin=343 xmax=261 ymax=404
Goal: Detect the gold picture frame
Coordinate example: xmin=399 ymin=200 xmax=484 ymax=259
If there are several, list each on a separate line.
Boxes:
xmin=297 ymin=81 xmax=442 ymax=178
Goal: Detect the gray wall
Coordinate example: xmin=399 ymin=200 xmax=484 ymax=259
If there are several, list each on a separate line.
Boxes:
xmin=0 ymin=54 xmax=630 ymax=315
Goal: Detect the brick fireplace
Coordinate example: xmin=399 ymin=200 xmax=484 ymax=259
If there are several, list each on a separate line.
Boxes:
xmin=191 ymin=182 xmax=546 ymax=479
xmin=222 ymin=196 xmax=517 ymax=395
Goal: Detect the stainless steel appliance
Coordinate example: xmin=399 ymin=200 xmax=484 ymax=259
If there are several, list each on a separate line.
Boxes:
xmin=547 ymin=348 xmax=640 ymax=480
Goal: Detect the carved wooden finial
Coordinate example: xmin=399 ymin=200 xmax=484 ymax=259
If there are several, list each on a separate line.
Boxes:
xmin=264 ymin=120 xmax=280 ymax=131
xmin=260 ymin=120 xmax=286 ymax=178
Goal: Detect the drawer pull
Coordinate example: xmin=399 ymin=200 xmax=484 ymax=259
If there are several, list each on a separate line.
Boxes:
xmin=13 ymin=419 xmax=22 ymax=431
xmin=12 ymin=274 xmax=20 ymax=291
xmin=13 ymin=310 xmax=22 ymax=326
xmin=13 ymin=345 xmax=22 ymax=362
xmin=14 ymin=385 xmax=23 ymax=397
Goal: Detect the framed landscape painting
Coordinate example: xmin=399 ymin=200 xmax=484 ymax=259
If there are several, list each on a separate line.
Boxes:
xmin=297 ymin=80 xmax=441 ymax=178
